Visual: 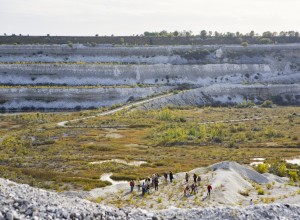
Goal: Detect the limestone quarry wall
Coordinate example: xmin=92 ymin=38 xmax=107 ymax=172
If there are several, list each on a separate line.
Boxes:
xmin=0 ymin=63 xmax=276 ymax=86
xmin=140 ymin=84 xmax=300 ymax=109
xmin=0 ymin=86 xmax=173 ymax=111
xmin=0 ymin=43 xmax=300 ymax=111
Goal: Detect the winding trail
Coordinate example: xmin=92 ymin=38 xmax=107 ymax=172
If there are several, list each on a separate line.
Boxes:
xmin=56 ymin=92 xmax=175 ymax=127
xmin=56 ymin=88 xmax=278 ymax=128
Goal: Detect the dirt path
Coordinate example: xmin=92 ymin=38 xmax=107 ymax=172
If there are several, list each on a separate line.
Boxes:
xmin=56 ymin=93 xmax=174 ymax=127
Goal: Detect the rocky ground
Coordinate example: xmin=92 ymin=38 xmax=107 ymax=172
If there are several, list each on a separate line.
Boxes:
xmin=1 ymin=162 xmax=300 ymax=219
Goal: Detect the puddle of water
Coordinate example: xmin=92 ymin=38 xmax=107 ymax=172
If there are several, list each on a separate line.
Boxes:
xmin=100 ymin=173 xmax=127 ymax=185
xmin=252 ymin=158 xmax=266 ymax=161
xmin=89 ymin=159 xmax=147 ymax=166
xmin=250 ymin=162 xmax=264 ymax=166
xmin=286 ymin=158 xmax=300 ymax=165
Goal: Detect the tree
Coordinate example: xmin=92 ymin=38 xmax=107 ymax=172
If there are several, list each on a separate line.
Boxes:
xmin=288 ymin=31 xmax=296 ymax=37
xmin=249 ymin=30 xmax=255 ymax=37
xmin=262 ymin=31 xmax=273 ymax=38
xmin=241 ymin=42 xmax=249 ymax=47
xmin=279 ymin=31 xmax=287 ymax=37
xmin=173 ymin=31 xmax=179 ymax=37
xmin=159 ymin=30 xmax=168 ymax=37
xmin=214 ymin=31 xmax=220 ymax=37
xmin=200 ymin=30 xmax=207 ymax=38
xmin=120 ymin=37 xmax=125 ymax=45
xmin=186 ymin=31 xmax=192 ymax=37
xmin=259 ymin=38 xmax=273 ymax=44
xmin=295 ymin=32 xmax=300 ymax=38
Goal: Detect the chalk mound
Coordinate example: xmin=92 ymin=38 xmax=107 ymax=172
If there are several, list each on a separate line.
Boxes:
xmin=210 ymin=161 xmax=269 ymax=184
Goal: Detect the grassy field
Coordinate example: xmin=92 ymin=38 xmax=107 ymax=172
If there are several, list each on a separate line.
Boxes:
xmin=0 ymin=105 xmax=300 ymax=191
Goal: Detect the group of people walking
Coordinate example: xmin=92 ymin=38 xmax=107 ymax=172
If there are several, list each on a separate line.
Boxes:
xmin=129 ymin=171 xmax=212 ymax=198
xmin=129 ymin=171 xmax=174 ymax=196
xmin=183 ymin=173 xmax=212 ymax=197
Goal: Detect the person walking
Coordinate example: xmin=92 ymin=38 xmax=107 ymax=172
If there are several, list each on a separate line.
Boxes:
xmin=197 ymin=175 xmax=201 ymax=186
xmin=151 ymin=174 xmax=156 ymax=187
xmin=193 ymin=173 xmax=197 ymax=184
xmin=207 ymin=184 xmax=212 ymax=197
xmin=191 ymin=183 xmax=198 ymax=195
xmin=163 ymin=172 xmax=168 ymax=183
xmin=142 ymin=182 xmax=146 ymax=196
xmin=185 ymin=173 xmax=189 ymax=183
xmin=137 ymin=179 xmax=141 ymax=191
xmin=169 ymin=171 xmax=174 ymax=183
xmin=184 ymin=184 xmax=190 ymax=197
xmin=146 ymin=178 xmax=151 ymax=194
xmin=130 ymin=180 xmax=135 ymax=193
xmin=154 ymin=174 xmax=159 ymax=191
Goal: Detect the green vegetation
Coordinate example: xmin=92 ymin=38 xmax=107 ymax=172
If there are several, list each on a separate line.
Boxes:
xmin=1 ymin=30 xmax=300 ymax=46
xmin=0 ymin=106 xmax=300 ymax=191
xmin=257 ymin=188 xmax=265 ymax=195
xmin=256 ymin=164 xmax=269 ymax=174
xmin=262 ymin=100 xmax=273 ymax=108
xmin=259 ymin=38 xmax=273 ymax=44
xmin=174 ymin=49 xmax=210 ymax=60
xmin=241 ymin=42 xmax=249 ymax=47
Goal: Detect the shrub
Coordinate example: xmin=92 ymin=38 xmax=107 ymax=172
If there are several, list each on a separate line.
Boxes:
xmin=270 ymin=162 xmax=287 ymax=177
xmin=256 ymin=163 xmax=269 ymax=173
xmin=236 ymin=100 xmax=255 ymax=108
xmin=266 ymin=183 xmax=272 ymax=190
xmin=261 ymin=100 xmax=273 ymax=108
xmin=288 ymin=170 xmax=298 ymax=182
xmin=158 ymin=108 xmax=173 ymax=121
xmin=175 ymin=49 xmax=210 ymax=60
xmin=257 ymin=189 xmax=265 ymax=195
xmin=241 ymin=42 xmax=249 ymax=47
xmin=259 ymin=38 xmax=273 ymax=44
xmin=157 ymin=197 xmax=162 ymax=203
xmin=120 ymin=38 xmax=125 ymax=45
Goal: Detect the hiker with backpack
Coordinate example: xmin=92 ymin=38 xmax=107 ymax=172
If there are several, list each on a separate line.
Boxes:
xmin=197 ymin=175 xmax=201 ymax=186
xmin=130 ymin=180 xmax=135 ymax=193
xmin=142 ymin=182 xmax=146 ymax=196
xmin=193 ymin=173 xmax=197 ymax=184
xmin=184 ymin=184 xmax=190 ymax=197
xmin=163 ymin=172 xmax=168 ymax=183
xmin=169 ymin=171 xmax=173 ymax=183
xmin=207 ymin=184 xmax=212 ymax=197
xmin=154 ymin=174 xmax=159 ymax=191
xmin=185 ymin=173 xmax=189 ymax=183
xmin=136 ymin=179 xmax=141 ymax=191
xmin=191 ymin=183 xmax=198 ymax=195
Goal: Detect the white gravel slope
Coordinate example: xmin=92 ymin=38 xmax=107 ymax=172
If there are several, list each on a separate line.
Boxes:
xmin=1 ymin=162 xmax=300 ymax=220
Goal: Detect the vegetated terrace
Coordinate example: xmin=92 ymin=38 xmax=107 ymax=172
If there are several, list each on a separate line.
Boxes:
xmin=0 ymin=104 xmax=300 ymax=192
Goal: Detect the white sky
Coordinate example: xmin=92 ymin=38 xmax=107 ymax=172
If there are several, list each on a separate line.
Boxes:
xmin=1 ymin=0 xmax=300 ymax=36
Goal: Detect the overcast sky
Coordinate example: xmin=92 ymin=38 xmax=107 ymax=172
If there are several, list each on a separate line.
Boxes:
xmin=1 ymin=0 xmax=300 ymax=36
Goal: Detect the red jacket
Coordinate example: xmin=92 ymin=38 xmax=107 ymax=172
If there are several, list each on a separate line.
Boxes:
xmin=207 ymin=185 xmax=212 ymax=190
